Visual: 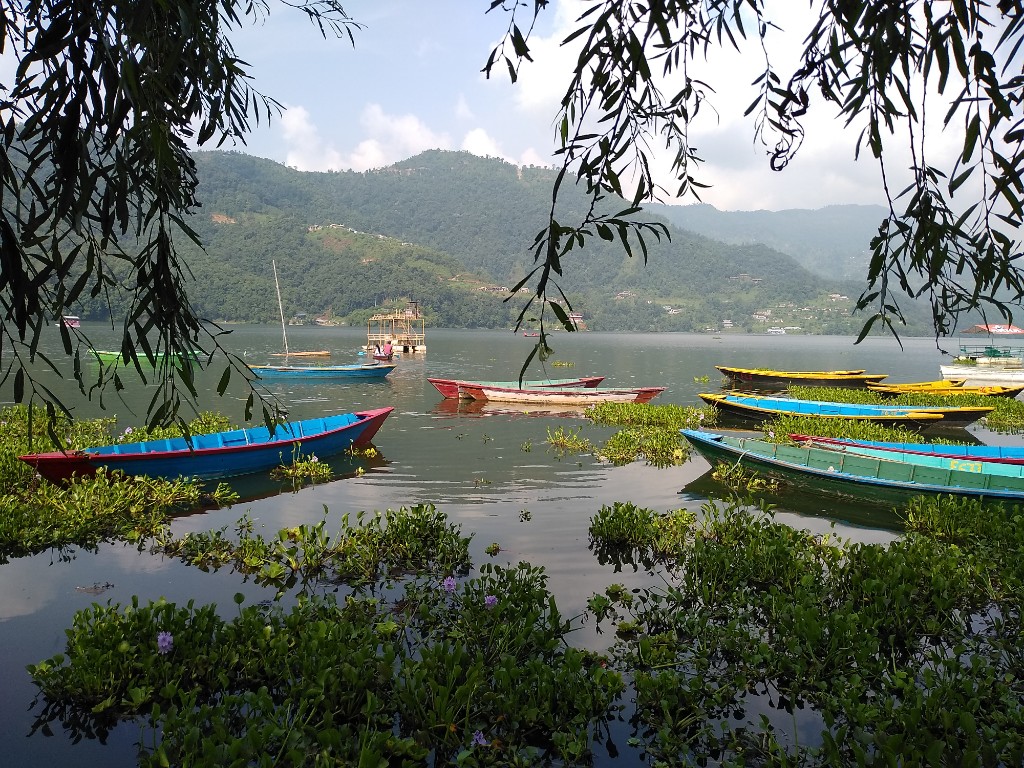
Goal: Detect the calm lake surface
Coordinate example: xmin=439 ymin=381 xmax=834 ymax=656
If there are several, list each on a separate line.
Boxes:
xmin=0 ymin=327 xmax=981 ymax=765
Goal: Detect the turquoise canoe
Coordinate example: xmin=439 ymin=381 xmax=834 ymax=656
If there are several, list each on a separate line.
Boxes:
xmin=681 ymin=429 xmax=1024 ymax=504
xmin=790 ymin=435 xmax=1024 ymax=466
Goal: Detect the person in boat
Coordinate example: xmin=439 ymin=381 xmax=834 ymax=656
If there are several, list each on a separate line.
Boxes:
xmin=374 ymin=343 xmax=383 ymax=356
xmin=382 ymin=340 xmax=393 ymax=357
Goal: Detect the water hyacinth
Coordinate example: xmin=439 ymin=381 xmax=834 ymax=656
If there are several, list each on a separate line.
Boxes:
xmin=442 ymin=575 xmax=457 ymax=593
xmin=157 ymin=631 xmax=173 ymax=655
xmin=484 ymin=595 xmax=497 ymax=609
xmin=472 ymin=730 xmax=488 ymax=746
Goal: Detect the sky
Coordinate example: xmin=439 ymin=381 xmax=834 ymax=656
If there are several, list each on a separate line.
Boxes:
xmin=225 ymin=1 xmax=926 ymax=213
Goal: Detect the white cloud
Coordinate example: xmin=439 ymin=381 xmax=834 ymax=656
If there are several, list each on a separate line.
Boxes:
xmin=461 ymin=128 xmax=506 ymax=160
xmin=455 ymin=94 xmax=475 ymax=121
xmin=280 ymin=105 xmax=343 ymax=171
xmin=281 ymin=103 xmax=454 ymax=172
xmin=346 ymin=104 xmax=453 ymax=170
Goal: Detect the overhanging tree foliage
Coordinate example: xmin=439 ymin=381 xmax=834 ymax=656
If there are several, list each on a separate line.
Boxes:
xmin=486 ymin=0 xmax=1024 ymax=349
xmin=3 ymin=0 xmax=1024 ymax=426
xmin=0 ymin=0 xmax=357 ymax=433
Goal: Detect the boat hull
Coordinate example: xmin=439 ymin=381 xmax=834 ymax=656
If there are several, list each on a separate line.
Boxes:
xmin=715 ymin=365 xmax=887 ymax=388
xmin=940 ymin=364 xmax=1024 ymax=386
xmin=427 ymin=376 xmax=605 ymax=399
xmin=252 ymin=363 xmax=396 ymax=380
xmin=789 ymin=435 xmax=1024 ymax=465
xmin=868 ymin=382 xmax=1023 ymax=397
xmin=20 ymin=408 xmax=393 ymax=483
xmin=682 ymin=429 xmax=1024 ymax=503
xmin=698 ymin=392 xmax=992 ymax=430
xmin=458 ymin=383 xmax=664 ymax=404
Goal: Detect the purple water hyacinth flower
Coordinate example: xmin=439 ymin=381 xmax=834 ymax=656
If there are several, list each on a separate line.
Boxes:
xmin=310 ymin=455 xmax=319 ymax=463
xmin=442 ymin=576 xmax=457 ymax=593
xmin=472 ymin=730 xmax=488 ymax=746
xmin=484 ymin=595 xmax=498 ymax=609
xmin=157 ymin=631 xmax=173 ymax=655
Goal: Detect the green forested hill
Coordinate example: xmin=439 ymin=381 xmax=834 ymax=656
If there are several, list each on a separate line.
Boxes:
xmin=96 ymin=149 xmax=928 ymax=334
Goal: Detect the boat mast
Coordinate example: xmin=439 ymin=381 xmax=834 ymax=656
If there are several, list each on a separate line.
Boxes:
xmin=273 ymin=259 xmax=289 ymax=356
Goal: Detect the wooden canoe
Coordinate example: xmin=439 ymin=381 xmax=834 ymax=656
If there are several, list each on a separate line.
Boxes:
xmin=715 ymin=365 xmax=887 ymax=388
xmin=698 ymin=392 xmax=993 ymax=429
xmin=457 ymin=383 xmax=664 ymax=405
xmin=20 ymin=408 xmax=393 ymax=484
xmin=427 ymin=376 xmax=605 ymax=399
xmin=251 ymin=363 xmax=396 ymax=380
xmin=682 ymin=429 xmax=1024 ymax=504
xmin=789 ymin=435 xmax=1024 ymax=465
xmin=868 ymin=382 xmax=1023 ymax=398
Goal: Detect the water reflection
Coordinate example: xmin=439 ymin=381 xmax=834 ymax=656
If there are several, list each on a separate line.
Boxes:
xmin=0 ymin=328 xmax=979 ymax=766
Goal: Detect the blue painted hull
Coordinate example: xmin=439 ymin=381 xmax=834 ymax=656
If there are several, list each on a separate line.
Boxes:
xmin=251 ymin=363 xmax=396 ymax=380
xmin=699 ymin=392 xmax=993 ymax=429
xmin=20 ymin=408 xmax=393 ymax=483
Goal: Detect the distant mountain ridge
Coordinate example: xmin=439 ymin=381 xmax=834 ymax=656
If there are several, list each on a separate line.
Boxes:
xmin=646 ymin=202 xmax=888 ymax=281
xmin=87 ymin=149 xmax=928 ymax=335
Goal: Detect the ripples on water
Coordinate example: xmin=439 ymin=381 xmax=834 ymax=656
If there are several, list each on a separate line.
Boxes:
xmin=0 ymin=327 xmax=978 ymax=765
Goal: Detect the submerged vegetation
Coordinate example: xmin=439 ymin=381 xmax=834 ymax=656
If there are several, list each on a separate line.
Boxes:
xmin=7 ymin=395 xmax=1024 ymax=764
xmin=586 ymin=494 xmax=1024 ymax=766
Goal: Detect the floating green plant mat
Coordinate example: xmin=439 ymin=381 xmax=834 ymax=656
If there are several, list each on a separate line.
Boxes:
xmin=587 ymin=493 xmax=1024 ymax=766
xmin=584 ymin=402 xmax=714 ymax=467
xmin=29 ymin=561 xmax=624 ymax=767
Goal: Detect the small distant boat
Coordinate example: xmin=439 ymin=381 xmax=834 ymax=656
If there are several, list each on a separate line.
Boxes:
xmin=91 ymin=349 xmax=194 ymax=366
xmin=19 ymin=407 xmax=393 ymax=484
xmin=698 ymin=392 xmax=993 ymax=429
xmin=268 ymin=259 xmax=330 ymax=358
xmin=681 ymin=429 xmax=1024 ymax=504
xmin=59 ymin=315 xmax=81 ymax=328
xmin=523 ymin=332 xmax=540 ymax=337
xmin=789 ymin=435 xmax=1024 ymax=465
xmin=372 ymin=352 xmax=394 ymax=362
xmin=457 ymin=383 xmax=665 ymax=405
xmin=268 ymin=350 xmax=331 ymax=358
xmin=715 ymin=365 xmax=887 ymax=389
xmin=428 ymin=376 xmax=605 ymax=400
xmin=251 ymin=363 xmax=396 ymax=380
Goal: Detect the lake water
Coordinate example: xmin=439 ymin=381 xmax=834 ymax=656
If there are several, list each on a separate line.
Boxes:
xmin=0 ymin=326 xmax=975 ymax=765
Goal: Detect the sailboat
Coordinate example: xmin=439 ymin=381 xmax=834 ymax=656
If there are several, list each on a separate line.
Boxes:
xmin=268 ymin=259 xmax=330 ymax=358
xmin=250 ymin=261 xmax=395 ymax=382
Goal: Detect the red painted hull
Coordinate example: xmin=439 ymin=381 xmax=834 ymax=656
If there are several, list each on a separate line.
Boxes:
xmin=427 ymin=376 xmax=605 ymax=399
xmin=20 ymin=408 xmax=393 ymax=483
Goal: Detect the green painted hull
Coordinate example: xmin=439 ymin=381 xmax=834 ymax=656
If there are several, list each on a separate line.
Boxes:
xmin=682 ymin=429 xmax=1024 ymax=505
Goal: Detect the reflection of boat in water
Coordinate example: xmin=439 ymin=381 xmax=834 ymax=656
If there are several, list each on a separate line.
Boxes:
xmin=430 ymin=398 xmax=588 ymax=418
xmin=680 ymin=467 xmax=904 ymax=531
xmin=428 ymin=376 xmax=605 ymax=399
xmin=219 ymin=446 xmax=391 ymax=504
